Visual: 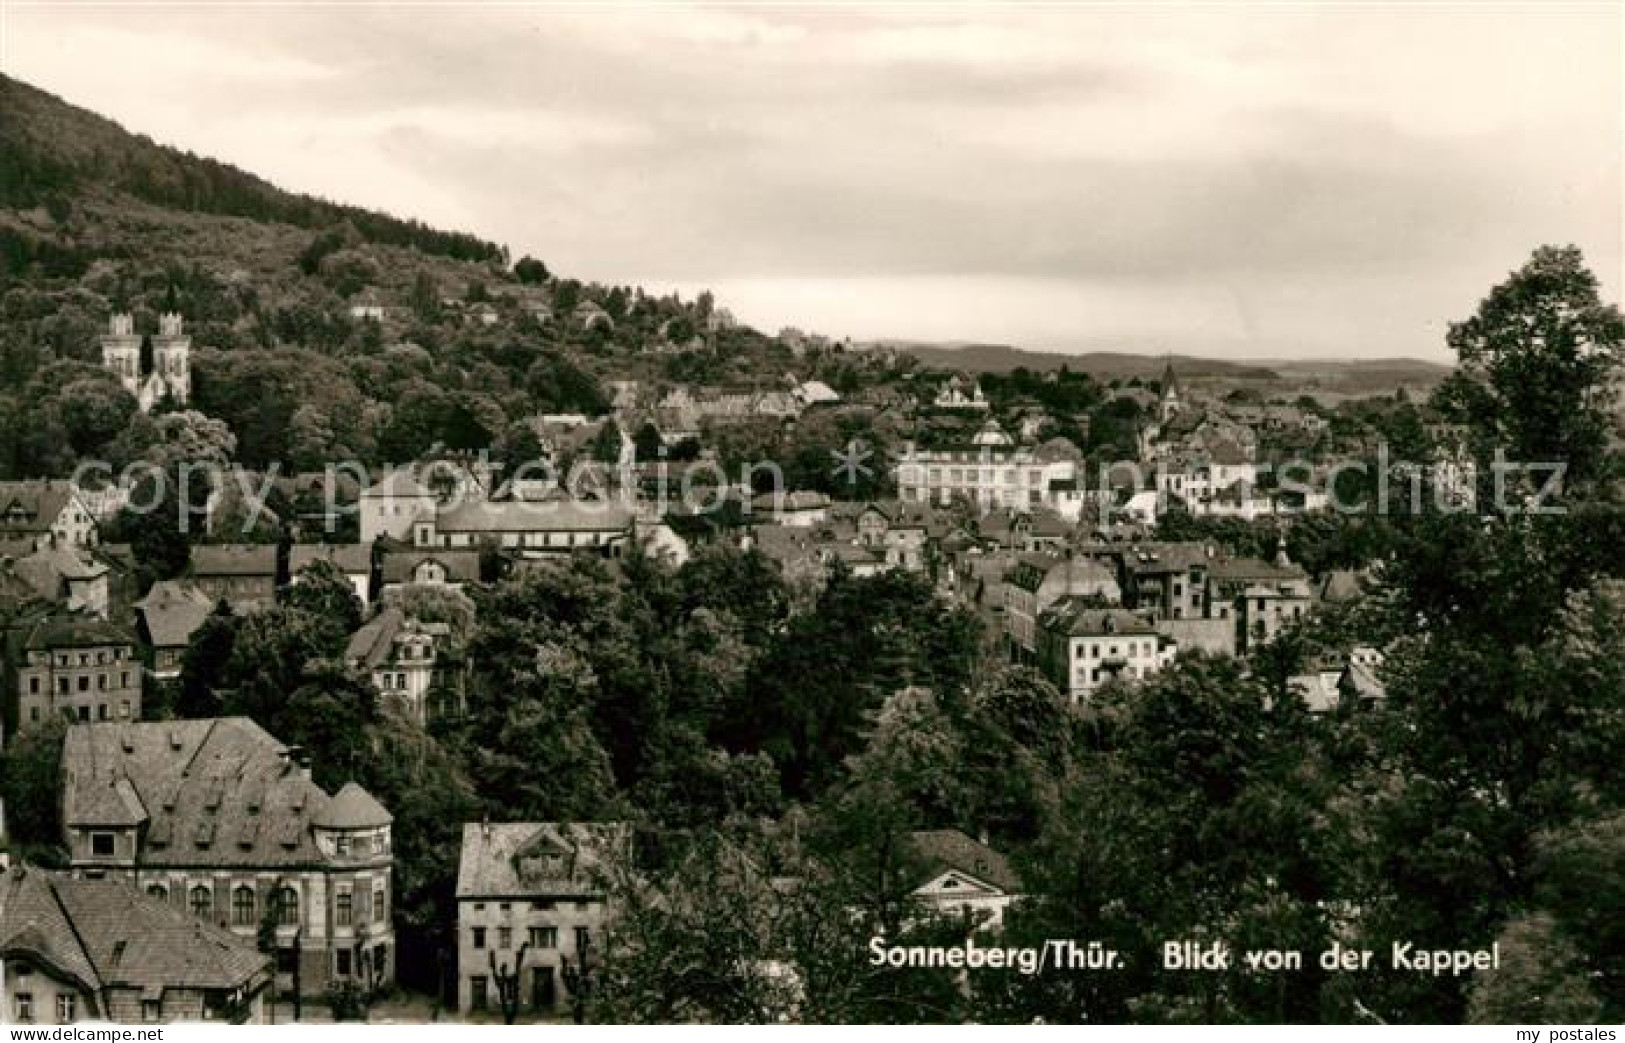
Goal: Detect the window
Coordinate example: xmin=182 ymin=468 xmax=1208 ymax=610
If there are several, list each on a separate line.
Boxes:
xmin=142 ymin=1000 xmax=161 ymax=1022
xmin=530 ymin=926 xmax=557 ymax=949
xmin=15 ymin=994 xmax=33 ymax=1022
xmin=472 ymin=926 xmax=486 ymax=949
xmin=28 ymin=676 xmax=38 ymax=694
xmin=374 ymin=886 xmax=386 ymax=923
xmin=78 ymin=675 xmax=89 ymax=692
xmin=57 ymin=994 xmax=75 ymax=1023
xmin=190 ymin=885 xmax=212 ymax=919
xmin=336 ymin=835 xmax=351 ymax=856
xmin=336 ymin=950 xmax=352 ymax=977
xmin=278 ymin=886 xmax=300 ymax=926
xmin=337 ymin=890 xmax=353 ymax=926
xmin=574 ymin=926 xmax=590 ymax=953
xmin=148 ymin=884 xmax=168 ymax=900
xmin=471 ymin=976 xmax=489 ymax=1011
xmin=233 ymin=885 xmax=256 ymax=926
xmin=91 ymin=831 xmax=115 ymax=856
xmin=498 ymin=926 xmax=512 ymax=949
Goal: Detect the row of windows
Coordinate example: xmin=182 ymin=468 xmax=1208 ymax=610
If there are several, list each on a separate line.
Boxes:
xmin=28 ymin=671 xmax=134 ymax=694
xmin=30 ymin=701 xmax=134 ymax=724
xmin=33 ymin=649 xmax=127 ymax=668
xmin=1073 ymin=640 xmax=1156 ymax=661
xmin=471 ymin=924 xmax=588 ymax=952
xmin=142 ymin=881 xmax=387 ymax=927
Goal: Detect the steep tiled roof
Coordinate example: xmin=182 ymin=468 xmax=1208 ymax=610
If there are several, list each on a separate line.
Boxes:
xmin=379 ymin=550 xmax=481 ymax=585
xmin=289 ymin=543 xmax=372 ymax=575
xmin=135 ymin=581 xmax=215 ymax=649
xmin=456 ymin=822 xmax=631 ymax=900
xmin=62 ymin=718 xmax=380 ymax=868
xmin=907 ymin=830 xmax=1020 ymax=893
xmin=0 ymin=480 xmax=78 ymax=538
xmin=345 ymin=607 xmax=405 ymax=669
xmin=0 ymin=866 xmax=269 ymax=995
xmin=1039 ymin=600 xmax=1158 ymax=638
xmin=313 ymin=782 xmax=392 ymax=829
xmin=189 ymin=544 xmax=277 ymax=578
xmin=22 ymin=613 xmax=132 ymax=652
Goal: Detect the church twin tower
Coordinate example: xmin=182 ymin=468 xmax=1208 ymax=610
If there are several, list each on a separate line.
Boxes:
xmin=99 ymin=312 xmax=191 ymax=412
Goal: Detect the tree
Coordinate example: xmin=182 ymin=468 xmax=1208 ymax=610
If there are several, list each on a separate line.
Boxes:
xmin=489 ymin=943 xmax=532 ymax=1024
xmin=513 ymin=256 xmax=551 ymax=285
xmin=283 ymin=558 xmax=363 ymax=637
xmin=0 ymin=715 xmax=67 ymax=850
xmin=1435 ymin=246 xmax=1625 ymax=487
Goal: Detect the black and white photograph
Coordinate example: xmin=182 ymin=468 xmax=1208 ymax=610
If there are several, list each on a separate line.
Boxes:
xmin=0 ymin=0 xmax=1620 ymax=1030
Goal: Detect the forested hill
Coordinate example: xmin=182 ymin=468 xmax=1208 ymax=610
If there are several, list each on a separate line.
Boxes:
xmin=0 ymin=74 xmax=504 ymax=264
xmin=0 ymin=76 xmax=862 ymax=479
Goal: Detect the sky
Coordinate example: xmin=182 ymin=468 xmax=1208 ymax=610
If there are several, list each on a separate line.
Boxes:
xmin=1 ymin=2 xmax=1620 ymax=361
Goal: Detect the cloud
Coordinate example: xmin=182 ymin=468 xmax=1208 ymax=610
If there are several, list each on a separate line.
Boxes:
xmin=1 ymin=2 xmax=1617 ymax=361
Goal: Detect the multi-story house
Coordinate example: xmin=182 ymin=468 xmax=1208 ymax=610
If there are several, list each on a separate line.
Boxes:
xmin=851 ymin=500 xmax=938 ymax=572
xmin=1209 ymin=550 xmax=1314 ymax=652
xmin=345 ymin=608 xmax=463 ymax=725
xmin=60 ymin=718 xmax=395 ymax=998
xmin=189 ymin=545 xmax=279 ymax=613
xmin=895 ymin=420 xmax=1076 ymax=512
xmin=1036 ymin=601 xmax=1175 ymax=704
xmin=133 ymin=581 xmax=215 ymax=680
xmin=360 ymin=470 xmax=439 ymax=545
xmin=13 ymin=614 xmax=141 ymax=731
xmin=1121 ymin=542 xmax=1214 ymax=621
xmin=455 ymin=822 xmax=630 ymax=1018
xmin=1003 ymin=553 xmax=1121 ymax=662
xmin=0 ymin=863 xmax=271 ymax=1024
xmin=8 ymin=546 xmax=109 ymax=619
xmin=0 ymin=481 xmax=98 ymax=551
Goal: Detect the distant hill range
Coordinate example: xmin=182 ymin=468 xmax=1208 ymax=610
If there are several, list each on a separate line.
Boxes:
xmin=886 ymin=341 xmax=1453 ymax=394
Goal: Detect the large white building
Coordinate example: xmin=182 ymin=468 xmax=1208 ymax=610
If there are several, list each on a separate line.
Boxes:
xmin=895 ymin=421 xmax=1077 ymax=512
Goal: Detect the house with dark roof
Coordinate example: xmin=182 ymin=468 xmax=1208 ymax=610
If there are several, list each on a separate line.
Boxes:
xmin=345 ymin=608 xmax=464 ymax=725
xmin=188 ymin=544 xmax=280 ymax=613
xmin=455 ymin=821 xmax=631 ymax=1017
xmin=59 ymin=718 xmax=395 ymax=998
xmin=904 ymin=829 xmax=1023 ymax=931
xmin=6 ymin=547 xmax=110 ymax=620
xmin=1003 ymin=553 xmax=1121 ymax=662
xmin=0 ymin=863 xmax=271 ymax=1024
xmin=1036 ymin=601 xmax=1174 ymax=703
xmin=413 ymin=500 xmax=634 ymax=558
xmin=11 ymin=613 xmax=141 ymax=733
xmin=0 ymin=481 xmax=97 ymax=552
xmin=133 ymin=581 xmax=215 ymax=681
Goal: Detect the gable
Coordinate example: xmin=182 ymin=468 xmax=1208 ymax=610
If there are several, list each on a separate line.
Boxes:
xmin=914 ymin=869 xmax=1003 ymax=899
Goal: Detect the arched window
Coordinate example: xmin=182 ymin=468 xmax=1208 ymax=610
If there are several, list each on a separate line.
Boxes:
xmin=189 ymin=885 xmax=212 ymax=920
xmin=147 ymin=884 xmax=168 ymax=901
xmin=278 ymin=886 xmax=300 ymax=927
xmin=233 ymin=885 xmax=256 ymax=926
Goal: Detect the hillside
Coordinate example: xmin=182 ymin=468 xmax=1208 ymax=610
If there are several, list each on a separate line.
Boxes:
xmin=0 ymin=74 xmax=503 ymax=265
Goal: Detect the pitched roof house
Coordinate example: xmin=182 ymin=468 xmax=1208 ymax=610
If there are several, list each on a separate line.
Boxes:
xmin=0 ymin=863 xmax=272 ymax=1024
xmin=60 ymin=718 xmax=395 ymax=998
xmin=454 ymin=822 xmax=631 ymax=1016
